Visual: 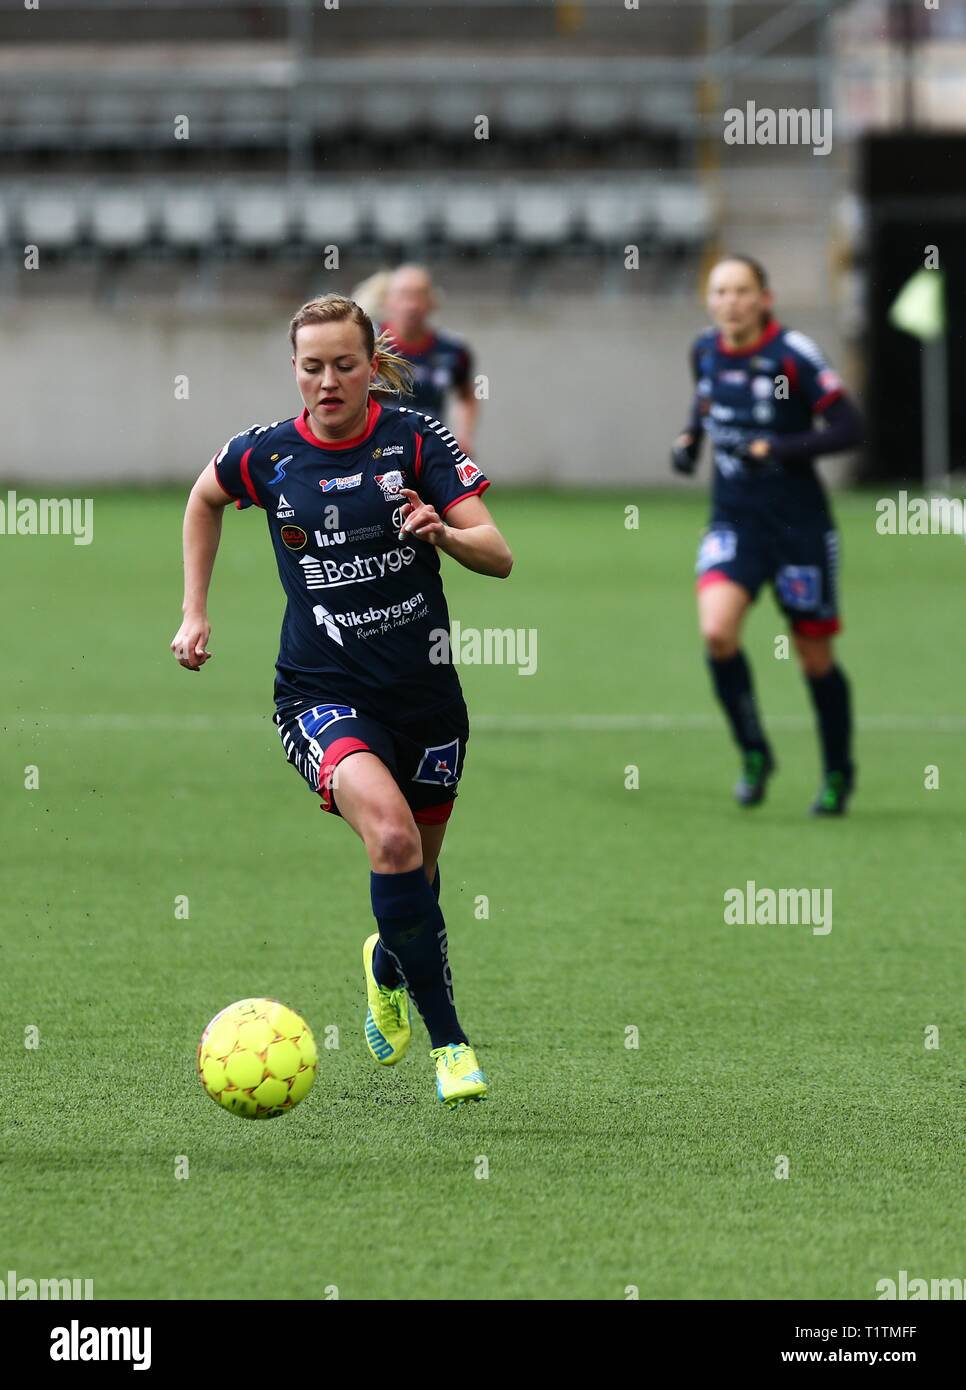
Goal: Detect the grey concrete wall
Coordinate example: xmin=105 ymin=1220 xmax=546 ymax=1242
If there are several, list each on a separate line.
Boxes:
xmin=0 ymin=297 xmax=859 ymax=488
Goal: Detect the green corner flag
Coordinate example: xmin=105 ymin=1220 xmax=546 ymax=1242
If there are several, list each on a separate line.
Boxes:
xmin=888 ymin=268 xmax=946 ymax=342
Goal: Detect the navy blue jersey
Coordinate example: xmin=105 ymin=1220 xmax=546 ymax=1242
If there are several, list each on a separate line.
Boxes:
xmin=380 ymin=326 xmax=473 ymax=420
xmin=690 ymin=320 xmax=844 ymax=523
xmin=211 ymin=400 xmax=490 ymax=718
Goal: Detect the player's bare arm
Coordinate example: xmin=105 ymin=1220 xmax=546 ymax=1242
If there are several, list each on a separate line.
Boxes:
xmin=398 ymin=488 xmax=512 ymax=578
xmin=170 ymin=460 xmax=232 ymax=672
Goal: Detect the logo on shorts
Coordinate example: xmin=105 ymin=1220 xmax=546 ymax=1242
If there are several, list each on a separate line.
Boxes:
xmin=298 ymin=704 xmax=357 ymax=739
xmin=777 ymin=566 xmax=821 ymax=610
xmin=413 ymin=738 xmax=461 ymax=788
xmin=697 ymin=529 xmax=737 ymax=573
xmin=281 ymin=524 xmax=308 ymax=550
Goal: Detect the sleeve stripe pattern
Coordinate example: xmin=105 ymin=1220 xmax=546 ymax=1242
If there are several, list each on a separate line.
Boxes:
xmin=398 ymin=407 xmax=467 ymax=462
xmin=422 ymin=415 xmax=467 ymax=462
xmin=782 ymin=330 xmax=827 ymax=368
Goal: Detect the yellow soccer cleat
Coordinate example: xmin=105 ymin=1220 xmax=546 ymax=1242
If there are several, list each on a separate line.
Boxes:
xmin=432 ymin=1042 xmax=488 ymax=1108
xmin=362 ymin=934 xmax=412 ymax=1065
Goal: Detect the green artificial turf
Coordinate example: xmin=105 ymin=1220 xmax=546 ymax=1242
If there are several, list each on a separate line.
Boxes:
xmin=1 ymin=488 xmax=963 ymax=1299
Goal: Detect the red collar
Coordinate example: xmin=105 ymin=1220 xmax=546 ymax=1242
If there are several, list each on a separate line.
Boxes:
xmin=384 ymin=324 xmax=436 ymax=355
xmin=716 ymin=319 xmax=781 ymax=358
xmin=294 ymin=398 xmax=382 ymax=451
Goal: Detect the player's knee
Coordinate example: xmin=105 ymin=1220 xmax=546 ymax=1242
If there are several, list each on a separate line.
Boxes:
xmin=794 ymin=638 xmax=834 ymax=677
xmin=701 ymin=622 xmax=740 ymax=659
xmin=366 ymin=817 xmax=422 ymax=873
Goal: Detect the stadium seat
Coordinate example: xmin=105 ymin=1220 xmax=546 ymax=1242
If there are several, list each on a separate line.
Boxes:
xmin=84 ymin=93 xmax=146 ymax=148
xmin=225 ymin=186 xmax=291 ymax=248
xmin=369 ymin=185 xmax=432 ymax=247
xmin=13 ymin=93 xmax=75 ymax=147
xmin=579 ymin=180 xmax=657 ymax=246
xmin=426 ymin=87 xmax=488 ymax=140
xmin=19 ymin=189 xmax=84 ymax=251
xmin=566 ymin=86 xmax=630 ymax=135
xmin=300 ymin=186 xmax=363 ymax=247
xmin=654 ymin=183 xmax=712 ymax=244
xmin=439 ymin=185 xmax=504 ymax=248
xmin=500 ymin=87 xmax=559 ymax=136
xmin=362 ymin=88 xmax=423 ymax=137
xmin=216 ymin=92 xmax=285 ymax=148
xmin=510 ymin=185 xmax=575 ymax=247
xmin=90 ymin=189 xmax=153 ymax=250
xmin=159 ymin=186 xmax=220 ymax=251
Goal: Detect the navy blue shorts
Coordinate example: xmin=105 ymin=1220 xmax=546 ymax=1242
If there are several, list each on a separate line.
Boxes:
xmin=273 ymin=695 xmax=469 ymax=824
xmin=695 ymin=516 xmax=841 ymax=636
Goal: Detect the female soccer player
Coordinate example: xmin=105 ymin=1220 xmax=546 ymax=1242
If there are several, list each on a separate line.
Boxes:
xmin=171 ymin=294 xmax=512 ymax=1107
xmin=671 ymin=255 xmax=863 ymax=814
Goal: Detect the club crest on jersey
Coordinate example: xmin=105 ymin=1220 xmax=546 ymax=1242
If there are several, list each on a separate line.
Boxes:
xmin=455 ymin=460 xmax=483 ymax=487
xmin=413 ymin=738 xmax=461 ymax=788
xmin=319 ymin=472 xmax=362 ymax=493
xmin=374 ymin=469 xmax=406 ymax=501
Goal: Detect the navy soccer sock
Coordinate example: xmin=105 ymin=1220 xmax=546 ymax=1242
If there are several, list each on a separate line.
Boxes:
xmin=370 ymin=866 xmax=466 ymax=1049
xmin=373 ymin=865 xmax=439 ymax=989
xmin=707 ymin=650 xmax=770 ymax=755
xmin=806 ymin=665 xmax=853 ymax=777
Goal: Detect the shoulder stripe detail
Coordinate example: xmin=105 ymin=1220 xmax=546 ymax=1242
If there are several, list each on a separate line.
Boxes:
xmin=782 ymin=330 xmax=827 ymax=367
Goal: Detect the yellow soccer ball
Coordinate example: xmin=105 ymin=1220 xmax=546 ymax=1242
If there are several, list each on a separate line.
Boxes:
xmin=197 ymin=997 xmax=317 ymax=1119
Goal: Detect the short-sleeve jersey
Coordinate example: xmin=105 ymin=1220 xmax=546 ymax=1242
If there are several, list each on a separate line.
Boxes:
xmin=379 ymin=327 xmax=473 ymax=421
xmin=690 ymin=320 xmax=844 ymax=524
xmin=211 ymin=400 xmax=490 ymax=719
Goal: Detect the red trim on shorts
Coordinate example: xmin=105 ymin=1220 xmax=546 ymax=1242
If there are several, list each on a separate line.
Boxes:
xmin=441 ymin=479 xmax=490 ymax=516
xmin=696 ymin=568 xmax=732 ymax=591
xmin=238 ymin=448 xmax=262 ymax=508
xmin=414 ymin=432 xmax=424 ymax=482
xmin=318 ymin=736 xmax=371 ymax=813
xmin=716 ymin=319 xmax=781 ymax=357
xmin=413 ymin=799 xmax=455 ymax=826
xmin=294 ymin=399 xmax=382 ymax=451
xmin=792 ymin=617 xmax=841 ymax=637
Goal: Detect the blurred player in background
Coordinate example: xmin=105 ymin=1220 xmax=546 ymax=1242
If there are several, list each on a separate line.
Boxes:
xmin=381 ymin=264 xmax=479 ymax=457
xmin=671 ymin=255 xmax=864 ymax=815
xmin=350 ymin=268 xmax=391 ymax=323
xmin=171 ymin=294 xmax=510 ymax=1107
